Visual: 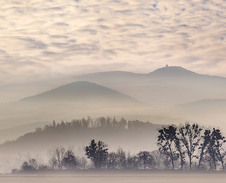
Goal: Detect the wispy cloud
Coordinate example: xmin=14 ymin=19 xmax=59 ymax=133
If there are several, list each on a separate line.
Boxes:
xmin=0 ymin=0 xmax=225 ymax=83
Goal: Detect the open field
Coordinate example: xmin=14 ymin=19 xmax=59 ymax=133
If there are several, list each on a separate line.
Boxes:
xmin=1 ymin=172 xmax=226 ymax=183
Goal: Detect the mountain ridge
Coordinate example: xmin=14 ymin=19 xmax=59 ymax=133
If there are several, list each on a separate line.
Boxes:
xmin=149 ymin=65 xmax=199 ymax=77
xmin=77 ymin=66 xmax=226 ymax=79
xmin=1 ymin=65 xmax=226 ymax=137
xmin=20 ymin=81 xmax=139 ymax=103
xmin=74 ymin=66 xmax=226 ymax=107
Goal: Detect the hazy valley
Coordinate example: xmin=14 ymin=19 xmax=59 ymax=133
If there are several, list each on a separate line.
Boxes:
xmin=1 ymin=66 xmax=226 ymax=128
xmin=0 ymin=66 xmax=226 ymax=173
xmin=1 ymin=66 xmax=226 ymax=141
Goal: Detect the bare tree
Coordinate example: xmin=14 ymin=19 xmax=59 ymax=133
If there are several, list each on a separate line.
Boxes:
xmin=213 ymin=129 xmax=226 ymax=170
xmin=174 ymin=136 xmax=185 ymax=170
xmin=178 ymin=123 xmax=202 ymax=170
xmin=107 ymin=152 xmax=117 ymax=169
xmin=78 ymin=157 xmax=88 ymax=169
xmin=204 ymin=128 xmax=226 ymax=170
xmin=107 ymin=148 xmax=126 ymax=169
xmin=115 ymin=148 xmax=127 ymax=169
xmin=150 ymin=150 xmax=163 ymax=169
xmin=49 ymin=146 xmax=66 ymax=170
xmin=198 ymin=129 xmax=211 ymax=168
xmin=157 ymin=125 xmax=178 ymax=169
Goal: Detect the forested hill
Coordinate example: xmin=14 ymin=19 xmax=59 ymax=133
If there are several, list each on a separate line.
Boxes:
xmin=0 ymin=117 xmax=160 ymax=154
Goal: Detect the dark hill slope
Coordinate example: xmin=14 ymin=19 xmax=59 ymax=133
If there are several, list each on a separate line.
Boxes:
xmin=21 ymin=81 xmax=138 ymax=103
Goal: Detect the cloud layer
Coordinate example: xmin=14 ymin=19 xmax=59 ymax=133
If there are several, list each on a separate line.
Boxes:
xmin=0 ymin=0 xmax=225 ymax=84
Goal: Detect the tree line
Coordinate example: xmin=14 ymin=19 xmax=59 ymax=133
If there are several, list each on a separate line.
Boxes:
xmin=36 ymin=117 xmax=155 ymax=132
xmin=158 ymin=123 xmax=226 ymax=170
xmin=14 ymin=122 xmax=226 ymax=172
xmin=18 ymin=142 xmax=158 ymax=172
xmin=3 ymin=117 xmax=157 ymax=155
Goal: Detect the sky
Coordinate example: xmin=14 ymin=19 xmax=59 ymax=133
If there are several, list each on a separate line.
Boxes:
xmin=0 ymin=0 xmax=225 ymax=101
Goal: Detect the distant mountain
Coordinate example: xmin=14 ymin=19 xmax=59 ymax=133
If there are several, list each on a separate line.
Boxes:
xmin=20 ymin=81 xmax=139 ymax=104
xmin=171 ymin=99 xmax=226 ymax=126
xmin=75 ymin=66 xmax=226 ymax=107
xmin=175 ymin=99 xmax=226 ymax=110
xmin=149 ymin=66 xmax=198 ymax=77
xmin=0 ymin=81 xmax=147 ymax=131
xmin=1 ymin=66 xmax=226 ymax=139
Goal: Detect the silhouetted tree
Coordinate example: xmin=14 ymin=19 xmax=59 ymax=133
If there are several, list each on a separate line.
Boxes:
xmin=85 ymin=139 xmax=108 ymax=169
xmin=21 ymin=158 xmax=38 ymax=171
xmin=115 ymin=148 xmax=127 ymax=169
xmin=107 ymin=148 xmax=127 ymax=169
xmin=107 ymin=152 xmax=117 ymax=169
xmin=137 ymin=151 xmax=155 ymax=169
xmin=127 ymin=153 xmax=138 ymax=169
xmin=157 ymin=125 xmax=178 ymax=169
xmin=174 ymin=135 xmax=185 ymax=170
xmin=150 ymin=150 xmax=163 ymax=169
xmin=212 ymin=128 xmax=225 ymax=170
xmin=62 ymin=149 xmax=78 ymax=169
xmin=119 ymin=117 xmax=127 ymax=129
xmin=204 ymin=128 xmax=226 ymax=170
xmin=198 ymin=129 xmax=211 ymax=168
xmin=49 ymin=146 xmax=66 ymax=170
xmin=112 ymin=117 xmax=117 ymax=128
xmin=178 ymin=123 xmax=202 ymax=170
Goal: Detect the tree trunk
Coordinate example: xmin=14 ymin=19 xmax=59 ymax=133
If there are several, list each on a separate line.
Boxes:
xmin=169 ymin=144 xmax=175 ymax=169
xmin=210 ymin=151 xmax=217 ymax=170
xmin=178 ymin=150 xmax=183 ymax=170
xmin=198 ymin=144 xmax=206 ymax=168
xmin=189 ymin=155 xmax=192 ymax=170
xmin=217 ymin=149 xmax=224 ymax=170
xmin=189 ymin=138 xmax=193 ymax=170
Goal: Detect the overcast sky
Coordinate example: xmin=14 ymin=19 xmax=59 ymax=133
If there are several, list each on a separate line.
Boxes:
xmin=0 ymin=0 xmax=225 ymax=98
